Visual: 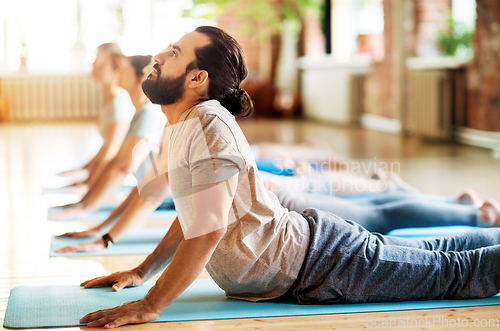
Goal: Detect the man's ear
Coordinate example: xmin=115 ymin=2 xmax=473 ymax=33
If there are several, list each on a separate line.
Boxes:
xmin=188 ymin=69 xmax=209 ymax=91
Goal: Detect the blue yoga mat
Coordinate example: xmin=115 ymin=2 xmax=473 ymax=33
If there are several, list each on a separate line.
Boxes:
xmin=5 ymin=278 xmax=500 ymax=329
xmin=256 ymin=160 xmax=294 ymax=176
xmin=387 ymin=225 xmax=476 ymax=239
xmin=50 ymin=225 xmax=477 ymax=257
xmin=48 ymin=208 xmax=177 ymax=221
xmin=342 ymin=194 xmax=377 ymax=201
xmin=50 ymin=228 xmax=169 ymax=257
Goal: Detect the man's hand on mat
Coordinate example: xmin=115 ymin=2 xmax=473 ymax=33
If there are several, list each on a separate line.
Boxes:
xmin=81 ymin=270 xmax=144 ymax=292
xmin=55 ymin=240 xmax=106 ymax=253
xmin=56 ymin=228 xmax=100 ymax=239
xmin=80 ymin=299 xmax=159 ymax=328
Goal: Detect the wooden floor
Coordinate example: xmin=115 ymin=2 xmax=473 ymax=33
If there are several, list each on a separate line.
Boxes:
xmin=1 ymin=119 xmax=499 ymax=330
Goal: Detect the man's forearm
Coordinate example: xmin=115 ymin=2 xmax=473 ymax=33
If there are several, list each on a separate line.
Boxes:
xmin=142 ymin=226 xmax=225 ymax=313
xmin=134 ymin=217 xmax=184 ymax=281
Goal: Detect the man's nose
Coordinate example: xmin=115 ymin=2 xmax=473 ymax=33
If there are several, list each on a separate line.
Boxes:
xmin=153 ymin=51 xmax=167 ymax=65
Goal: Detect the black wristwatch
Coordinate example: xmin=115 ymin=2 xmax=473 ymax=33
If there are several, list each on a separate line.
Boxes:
xmin=102 ymin=233 xmax=114 ymax=248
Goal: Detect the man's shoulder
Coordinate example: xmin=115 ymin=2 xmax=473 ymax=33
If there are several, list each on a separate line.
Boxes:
xmin=201 ymin=107 xmax=238 ymax=143
xmin=193 ymin=100 xmax=232 ymax=120
xmin=176 ymin=101 xmax=238 ymax=145
xmin=175 ymin=100 xmax=239 ymax=140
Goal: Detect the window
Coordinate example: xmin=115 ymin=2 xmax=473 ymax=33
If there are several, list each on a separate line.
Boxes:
xmin=0 ymin=0 xmax=213 ymax=72
xmin=330 ymin=0 xmax=384 ymax=61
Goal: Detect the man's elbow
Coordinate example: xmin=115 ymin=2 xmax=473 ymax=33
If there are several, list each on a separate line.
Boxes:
xmin=208 ymin=226 xmax=227 ymax=241
xmin=185 ymin=221 xmax=227 ymax=242
xmin=203 ymin=220 xmax=228 ymax=241
xmin=197 ymin=227 xmax=226 ymax=246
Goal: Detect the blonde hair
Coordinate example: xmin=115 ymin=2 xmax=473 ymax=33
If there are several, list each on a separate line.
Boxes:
xmin=97 ymin=43 xmax=125 ymax=70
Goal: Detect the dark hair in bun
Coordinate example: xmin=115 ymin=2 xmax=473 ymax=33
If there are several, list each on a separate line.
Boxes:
xmin=189 ymin=26 xmax=253 ymax=117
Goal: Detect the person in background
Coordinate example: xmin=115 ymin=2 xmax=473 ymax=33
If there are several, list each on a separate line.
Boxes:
xmin=55 ymin=158 xmax=500 ymax=252
xmin=58 ymin=43 xmax=136 ymax=189
xmin=50 ymin=55 xmax=167 ymax=220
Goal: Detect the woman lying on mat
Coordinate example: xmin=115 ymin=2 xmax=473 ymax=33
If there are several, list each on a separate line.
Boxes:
xmin=50 ymin=142 xmax=417 ymax=222
xmin=74 ymin=28 xmax=500 ymax=329
xmin=55 ymin=167 xmax=500 ymax=252
xmin=246 ymin=142 xmax=413 ymax=196
xmin=251 ymin=141 xmax=350 ymax=174
xmin=258 ymin=162 xmax=419 ymax=196
xmin=57 ymin=43 xmax=136 ymax=189
xmin=50 ymin=55 xmax=167 ymax=220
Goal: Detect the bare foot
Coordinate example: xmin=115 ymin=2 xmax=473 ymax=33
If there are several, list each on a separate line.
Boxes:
xmin=477 ymin=199 xmax=500 ymax=227
xmin=372 ymin=170 xmax=419 ymax=193
xmin=456 ymin=189 xmax=483 ymax=207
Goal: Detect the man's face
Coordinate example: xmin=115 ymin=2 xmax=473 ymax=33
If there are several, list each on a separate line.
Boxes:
xmin=142 ymin=31 xmax=211 ymax=105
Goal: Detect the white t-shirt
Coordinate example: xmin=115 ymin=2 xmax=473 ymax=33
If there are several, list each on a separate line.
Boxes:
xmin=128 ymin=103 xmax=167 ymax=180
xmin=167 ymin=100 xmax=309 ymax=302
xmin=98 ymin=88 xmax=135 ymax=139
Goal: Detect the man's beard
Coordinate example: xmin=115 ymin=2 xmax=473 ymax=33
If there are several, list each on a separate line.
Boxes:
xmin=142 ymin=67 xmax=187 ymax=105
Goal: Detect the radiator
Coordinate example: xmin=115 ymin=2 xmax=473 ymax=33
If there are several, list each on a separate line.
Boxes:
xmin=408 ymin=70 xmax=454 ymax=139
xmin=349 ymin=74 xmax=365 ymax=125
xmin=297 ymin=57 xmax=370 ymax=125
xmin=0 ymin=74 xmax=103 ymax=121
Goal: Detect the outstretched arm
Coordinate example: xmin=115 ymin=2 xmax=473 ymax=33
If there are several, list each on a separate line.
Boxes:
xmin=57 ymin=123 xmax=129 ymax=185
xmin=85 ymin=122 xmax=131 ymax=184
xmin=55 ymin=187 xmax=164 ymax=252
xmin=79 ymin=216 xmax=183 ymax=291
xmin=56 ymin=187 xmax=136 ymax=239
xmin=50 ymin=136 xmax=152 ymax=219
xmin=80 ymin=175 xmax=238 ymax=328
xmin=82 ymin=223 xmax=224 ymax=328
xmin=81 ymin=136 xmax=150 ymax=211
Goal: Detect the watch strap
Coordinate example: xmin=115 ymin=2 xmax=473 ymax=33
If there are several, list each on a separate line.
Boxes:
xmin=102 ymin=233 xmax=114 ymax=248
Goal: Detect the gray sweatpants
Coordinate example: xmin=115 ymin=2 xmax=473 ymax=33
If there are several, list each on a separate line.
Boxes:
xmin=287 ymin=208 xmax=500 ymax=304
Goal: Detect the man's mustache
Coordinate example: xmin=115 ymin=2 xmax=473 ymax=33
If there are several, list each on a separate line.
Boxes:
xmin=153 ymin=63 xmax=161 ymax=76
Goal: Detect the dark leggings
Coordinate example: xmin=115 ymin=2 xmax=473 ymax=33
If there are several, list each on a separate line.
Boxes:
xmin=275 ymin=189 xmax=477 ymax=234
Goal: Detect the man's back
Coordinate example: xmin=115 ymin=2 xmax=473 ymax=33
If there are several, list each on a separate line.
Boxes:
xmin=167 ymin=99 xmax=310 ymax=301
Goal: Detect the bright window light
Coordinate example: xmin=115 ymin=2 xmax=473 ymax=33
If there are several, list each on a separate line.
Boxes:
xmin=0 ymin=0 xmax=213 ymax=72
